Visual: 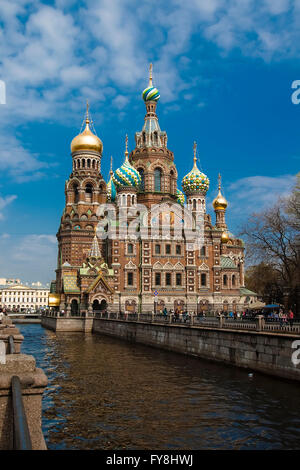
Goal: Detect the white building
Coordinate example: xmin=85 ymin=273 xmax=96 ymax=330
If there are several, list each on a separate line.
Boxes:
xmin=0 ymin=283 xmax=50 ymax=312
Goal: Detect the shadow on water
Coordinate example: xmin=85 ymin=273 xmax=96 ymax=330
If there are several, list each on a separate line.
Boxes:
xmin=18 ymin=324 xmax=300 ymax=450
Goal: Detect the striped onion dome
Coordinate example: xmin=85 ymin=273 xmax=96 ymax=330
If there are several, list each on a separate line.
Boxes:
xmin=182 ymin=143 xmax=209 ymax=195
xmin=176 ymin=188 xmax=185 ymax=206
xmin=142 ymin=63 xmax=160 ymax=102
xmin=112 ymin=137 xmax=141 ymax=189
xmin=142 ymin=86 xmax=160 ymax=102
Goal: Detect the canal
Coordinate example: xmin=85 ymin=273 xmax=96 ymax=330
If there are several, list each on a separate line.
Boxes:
xmin=18 ymin=323 xmax=300 ymax=450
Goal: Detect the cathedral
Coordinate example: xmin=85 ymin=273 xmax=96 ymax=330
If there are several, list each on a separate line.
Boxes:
xmin=49 ymin=65 xmax=255 ymax=316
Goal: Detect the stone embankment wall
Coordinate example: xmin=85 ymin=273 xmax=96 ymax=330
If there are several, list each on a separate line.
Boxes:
xmin=0 ymin=317 xmax=48 ymax=450
xmin=92 ymin=319 xmax=300 ymax=382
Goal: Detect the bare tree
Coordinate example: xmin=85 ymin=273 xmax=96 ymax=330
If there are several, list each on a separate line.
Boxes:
xmin=240 ymin=201 xmax=299 ymax=288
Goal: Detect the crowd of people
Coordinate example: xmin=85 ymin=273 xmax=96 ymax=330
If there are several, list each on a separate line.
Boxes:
xmin=157 ymin=306 xmax=296 ymax=327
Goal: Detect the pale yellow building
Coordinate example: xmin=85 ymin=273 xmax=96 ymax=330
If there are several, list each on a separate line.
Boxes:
xmin=0 ymin=284 xmax=49 ymax=312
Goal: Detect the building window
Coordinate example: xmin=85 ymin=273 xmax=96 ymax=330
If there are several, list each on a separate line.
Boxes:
xmin=176 ymin=245 xmax=181 ymax=255
xmin=127 ymin=272 xmax=133 ymax=286
xmin=201 ymin=273 xmax=207 ymax=287
xmin=155 ymin=273 xmax=161 ymax=286
xmin=154 ymin=168 xmax=162 ymax=192
xmin=128 ymin=243 xmax=134 ymax=254
xmin=232 ymin=275 xmax=236 ymax=286
xmin=138 ymin=168 xmax=145 ymax=191
xmin=85 ymin=183 xmax=93 ymax=202
xmin=166 ymin=244 xmax=171 ymax=255
xmin=223 ymin=274 xmax=228 ymax=286
xmin=155 ymin=244 xmax=161 ymax=255
xmin=200 ymin=246 xmax=206 ymax=256
xmin=176 ymin=273 xmax=182 ymax=286
xmin=166 ymin=273 xmax=171 ymax=286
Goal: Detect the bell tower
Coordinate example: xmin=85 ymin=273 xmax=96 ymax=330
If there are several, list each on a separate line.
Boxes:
xmin=130 ymin=64 xmax=178 ymax=208
xmin=57 ymin=103 xmax=107 ymax=270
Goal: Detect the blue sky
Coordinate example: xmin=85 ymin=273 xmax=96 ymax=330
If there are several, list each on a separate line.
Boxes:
xmin=0 ymin=0 xmax=299 ymax=284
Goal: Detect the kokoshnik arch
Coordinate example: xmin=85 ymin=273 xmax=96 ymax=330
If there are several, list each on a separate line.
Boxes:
xmin=48 ymin=65 xmax=256 ymax=316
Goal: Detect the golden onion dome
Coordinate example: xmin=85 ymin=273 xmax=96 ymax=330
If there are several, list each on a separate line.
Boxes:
xmin=221 ymin=231 xmax=229 ymax=243
xmin=71 ymin=104 xmax=103 ymax=154
xmin=213 ymin=174 xmax=228 ymax=210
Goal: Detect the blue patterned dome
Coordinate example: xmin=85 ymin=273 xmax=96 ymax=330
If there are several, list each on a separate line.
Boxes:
xmin=182 ymin=144 xmax=209 ymax=194
xmin=142 ymin=86 xmax=160 ymax=102
xmin=112 ymin=137 xmax=141 ymax=189
xmin=176 ymin=188 xmax=185 ymax=206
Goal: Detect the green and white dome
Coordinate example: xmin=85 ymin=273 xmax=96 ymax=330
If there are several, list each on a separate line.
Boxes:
xmin=112 ymin=137 xmax=141 ymax=189
xmin=176 ymin=188 xmax=185 ymax=206
xmin=182 ymin=144 xmax=209 ymax=194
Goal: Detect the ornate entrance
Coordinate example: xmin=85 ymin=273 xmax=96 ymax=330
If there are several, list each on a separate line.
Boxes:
xmin=93 ymin=298 xmax=107 ymax=312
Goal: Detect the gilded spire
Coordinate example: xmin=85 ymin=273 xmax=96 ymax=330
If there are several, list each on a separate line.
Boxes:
xmin=86 ymin=100 xmax=90 ymax=125
xmin=193 ymin=141 xmax=197 ymax=168
xmin=125 ymin=134 xmax=129 ymax=161
xmin=149 ymin=63 xmax=153 ymax=87
xmin=109 ymin=156 xmax=113 ymax=176
xmin=218 ymin=173 xmax=221 ymax=191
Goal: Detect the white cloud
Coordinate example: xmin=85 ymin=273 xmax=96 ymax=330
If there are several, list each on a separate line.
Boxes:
xmin=0 ymin=194 xmax=17 ymax=220
xmin=227 ymin=174 xmax=296 ymax=221
xmin=0 ymin=0 xmax=300 ymax=183
xmin=0 ymin=233 xmax=57 ymax=284
xmin=0 ymin=133 xmax=48 ymax=182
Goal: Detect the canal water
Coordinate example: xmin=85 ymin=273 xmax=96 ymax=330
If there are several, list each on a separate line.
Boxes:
xmin=18 ymin=323 xmax=300 ymax=450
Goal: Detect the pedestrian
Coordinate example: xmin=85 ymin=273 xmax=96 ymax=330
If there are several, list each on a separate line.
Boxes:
xmin=288 ymin=309 xmax=294 ymax=327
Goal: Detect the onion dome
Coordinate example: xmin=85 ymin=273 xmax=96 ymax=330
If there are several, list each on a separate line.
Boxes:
xmin=213 ymin=174 xmax=228 ymax=210
xmin=176 ymin=188 xmax=185 ymax=206
xmin=71 ymin=102 xmax=103 ymax=154
xmin=107 ymin=156 xmax=116 ymax=202
xmin=112 ymin=136 xmax=141 ymax=189
xmin=182 ymin=142 xmax=209 ymax=194
xmin=142 ymin=63 xmax=160 ymax=102
xmin=221 ymin=231 xmax=229 ymax=244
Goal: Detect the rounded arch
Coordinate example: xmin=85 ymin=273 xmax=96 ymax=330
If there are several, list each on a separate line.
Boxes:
xmin=154 ymin=167 xmax=163 ymax=192
xmin=71 ymin=299 xmax=79 ymax=316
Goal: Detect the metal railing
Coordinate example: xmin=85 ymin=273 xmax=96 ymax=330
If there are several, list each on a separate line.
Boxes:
xmin=11 ymin=376 xmax=32 ymax=450
xmin=94 ymin=311 xmax=300 ymax=335
xmin=7 ymin=335 xmax=32 ymax=450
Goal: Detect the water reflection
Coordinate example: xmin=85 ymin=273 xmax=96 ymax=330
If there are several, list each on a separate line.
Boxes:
xmin=18 ymin=324 xmax=300 ymax=450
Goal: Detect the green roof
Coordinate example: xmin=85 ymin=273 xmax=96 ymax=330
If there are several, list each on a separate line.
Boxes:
xmin=63 ymin=274 xmax=80 ymax=293
xmin=240 ymin=287 xmax=257 ymax=296
xmin=220 ymin=256 xmax=236 ymax=269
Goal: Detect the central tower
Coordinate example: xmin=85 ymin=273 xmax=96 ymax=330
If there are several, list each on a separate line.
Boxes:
xmin=130 ymin=64 xmax=178 ymax=208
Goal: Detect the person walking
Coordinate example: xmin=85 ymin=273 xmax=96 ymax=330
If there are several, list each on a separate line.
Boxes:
xmin=288 ymin=309 xmax=294 ymax=327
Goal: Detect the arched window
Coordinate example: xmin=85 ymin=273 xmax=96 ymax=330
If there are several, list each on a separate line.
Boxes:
xmin=74 ymin=184 xmax=79 ymax=203
xmin=200 ymin=246 xmax=206 ymax=256
xmin=193 ymin=199 xmax=196 ymax=210
xmin=138 ymin=168 xmax=145 ymax=191
xmin=201 ymin=273 xmax=206 ymax=286
xmin=85 ymin=183 xmax=93 ymax=202
xmin=87 ymin=159 xmax=91 ymax=168
xmin=82 ymin=159 xmax=85 ymax=168
xmin=154 ymin=168 xmax=162 ymax=192
xmin=92 ymin=160 xmax=95 ymax=169
xmin=223 ymin=274 xmax=228 ymax=287
xmin=232 ymin=275 xmax=236 ymax=286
